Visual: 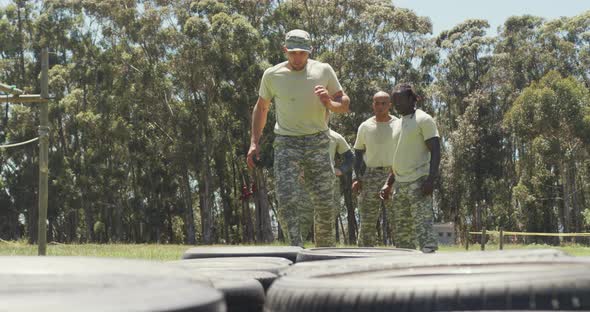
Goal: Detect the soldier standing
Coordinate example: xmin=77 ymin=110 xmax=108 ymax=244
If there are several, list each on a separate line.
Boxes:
xmin=247 ymin=29 xmax=350 ymax=247
xmin=380 ymin=83 xmax=440 ymax=253
xmin=353 ymin=91 xmax=398 ymax=247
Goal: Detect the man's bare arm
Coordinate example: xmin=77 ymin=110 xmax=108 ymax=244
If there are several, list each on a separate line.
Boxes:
xmin=422 ymin=137 xmax=440 ymax=195
xmin=315 ymin=87 xmax=350 ymax=113
xmin=247 ymin=97 xmax=271 ymax=169
xmin=328 ymin=90 xmax=350 ymax=113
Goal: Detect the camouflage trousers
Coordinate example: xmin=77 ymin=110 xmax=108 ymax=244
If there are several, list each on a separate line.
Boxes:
xmin=391 ymin=176 xmax=438 ymax=251
xmin=358 ymin=167 xmax=393 ymax=247
xmin=274 ymin=131 xmax=336 ymax=247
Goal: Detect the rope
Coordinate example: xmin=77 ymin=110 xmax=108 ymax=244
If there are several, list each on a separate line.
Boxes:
xmin=0 ymin=136 xmax=39 ymax=148
xmin=470 ymin=230 xmax=590 ymax=237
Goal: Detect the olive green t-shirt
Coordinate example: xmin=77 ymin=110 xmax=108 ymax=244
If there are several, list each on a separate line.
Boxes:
xmin=328 ymin=129 xmax=351 ymax=172
xmin=353 ymin=115 xmax=398 ymax=168
xmin=258 ymin=59 xmax=343 ymax=136
xmin=391 ymin=109 xmax=439 ymax=182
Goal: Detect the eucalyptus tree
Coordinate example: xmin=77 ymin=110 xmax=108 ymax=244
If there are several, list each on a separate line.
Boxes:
xmin=434 ymin=19 xmax=505 ymax=240
xmin=504 ymin=71 xmax=590 ymax=240
xmin=174 ymin=0 xmax=270 ymax=243
xmin=496 ymin=12 xmax=590 ymax=241
xmin=0 ymin=1 xmax=42 ymax=242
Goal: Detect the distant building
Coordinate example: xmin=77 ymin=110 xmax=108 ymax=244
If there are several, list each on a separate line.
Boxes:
xmin=434 ymin=222 xmax=455 ymax=245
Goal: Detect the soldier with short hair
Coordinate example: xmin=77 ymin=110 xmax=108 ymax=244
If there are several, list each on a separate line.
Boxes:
xmin=353 ymin=91 xmax=398 ymax=247
xmin=247 ymin=29 xmax=350 ymax=247
xmin=380 ymin=83 xmax=440 ymax=253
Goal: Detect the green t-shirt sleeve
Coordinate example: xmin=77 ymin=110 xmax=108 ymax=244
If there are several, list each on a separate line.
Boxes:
xmin=325 ymin=64 xmax=343 ymax=96
xmin=258 ymin=70 xmax=273 ymax=100
xmin=419 ymin=114 xmax=439 ymax=141
xmin=336 ymin=135 xmax=351 ymax=154
xmin=353 ymin=124 xmax=365 ymax=150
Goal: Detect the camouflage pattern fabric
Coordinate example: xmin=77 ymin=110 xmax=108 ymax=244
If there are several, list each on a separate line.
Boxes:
xmin=391 ymin=176 xmax=438 ymax=251
xmin=274 ymin=132 xmax=336 ymax=247
xmin=357 ymin=167 xmax=393 ymax=247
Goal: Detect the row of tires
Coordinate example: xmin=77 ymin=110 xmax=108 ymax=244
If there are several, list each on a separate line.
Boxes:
xmin=4 ymin=247 xmax=590 ymax=311
xmin=182 ymin=246 xmax=590 ymax=311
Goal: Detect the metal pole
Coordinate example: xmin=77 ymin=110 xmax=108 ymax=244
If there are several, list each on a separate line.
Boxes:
xmin=38 ymin=48 xmax=49 ymax=256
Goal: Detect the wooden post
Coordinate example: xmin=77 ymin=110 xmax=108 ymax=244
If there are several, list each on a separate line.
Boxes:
xmin=499 ymin=229 xmax=504 ymax=250
xmin=480 ymin=227 xmax=486 ymax=251
xmin=38 ymin=48 xmax=49 ymax=256
xmin=465 ymin=230 xmax=469 ymax=250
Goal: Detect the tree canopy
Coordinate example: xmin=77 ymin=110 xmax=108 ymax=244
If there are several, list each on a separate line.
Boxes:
xmin=1 ymin=0 xmax=589 ymax=245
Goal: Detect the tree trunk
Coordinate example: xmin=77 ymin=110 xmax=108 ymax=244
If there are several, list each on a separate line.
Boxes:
xmin=17 ymin=0 xmax=25 ymax=86
xmin=199 ymin=161 xmax=214 ymax=244
xmin=253 ymin=168 xmax=274 ymax=243
xmin=568 ymin=160 xmax=581 ymax=233
xmin=268 ymin=194 xmax=285 ymax=242
xmin=182 ymin=169 xmax=196 ymax=244
xmin=242 ymin=199 xmax=255 ymax=243
xmin=27 ymin=197 xmax=38 ymax=244
xmin=215 ymin=152 xmax=233 ymax=244
xmin=561 ymin=161 xmax=572 ymax=234
xmin=112 ymin=199 xmax=122 ymax=242
xmin=196 ymin=96 xmax=214 ymax=244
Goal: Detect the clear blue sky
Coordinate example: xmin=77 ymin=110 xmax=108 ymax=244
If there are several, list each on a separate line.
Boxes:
xmin=1 ymin=0 xmax=588 ymax=37
xmin=395 ymin=0 xmax=590 ymax=36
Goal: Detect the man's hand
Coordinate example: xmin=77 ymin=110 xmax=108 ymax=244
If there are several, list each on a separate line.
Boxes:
xmin=379 ymin=183 xmax=392 ymax=200
xmin=314 ymin=85 xmax=331 ymax=107
xmin=335 ymin=168 xmax=343 ymax=177
xmin=421 ymin=176 xmax=435 ymax=195
xmin=352 ymin=180 xmax=362 ymax=194
xmin=247 ymin=143 xmax=260 ymax=169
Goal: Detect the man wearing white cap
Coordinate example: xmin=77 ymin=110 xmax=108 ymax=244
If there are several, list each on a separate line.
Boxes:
xmin=247 ymin=29 xmax=350 ymax=247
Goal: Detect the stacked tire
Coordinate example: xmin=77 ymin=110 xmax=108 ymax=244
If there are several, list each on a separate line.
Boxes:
xmin=265 ymin=249 xmax=590 ymax=311
xmin=0 ymin=256 xmax=226 ymax=312
xmin=178 ymin=246 xmax=304 ymax=312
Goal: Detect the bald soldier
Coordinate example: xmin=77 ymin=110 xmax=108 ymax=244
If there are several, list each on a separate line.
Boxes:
xmin=352 ymin=91 xmax=398 ymax=246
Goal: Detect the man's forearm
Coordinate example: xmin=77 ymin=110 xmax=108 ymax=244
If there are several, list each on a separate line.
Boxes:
xmin=426 ymin=137 xmax=440 ymax=178
xmin=326 ymin=95 xmax=350 ymax=113
xmin=250 ymin=103 xmax=269 ymax=145
xmin=339 ymin=150 xmax=354 ymax=174
xmin=353 ymin=149 xmax=365 ymax=180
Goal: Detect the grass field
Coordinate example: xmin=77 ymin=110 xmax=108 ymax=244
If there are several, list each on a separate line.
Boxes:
xmin=1 ymin=241 xmax=590 ymax=260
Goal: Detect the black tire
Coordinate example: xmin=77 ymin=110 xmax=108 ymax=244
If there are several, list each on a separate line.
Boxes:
xmin=0 ymin=256 xmax=225 ymax=312
xmin=283 ymin=248 xmax=570 ymax=277
xmin=183 ymin=270 xmax=267 ymax=312
xmin=212 ymin=278 xmax=265 ymax=312
xmin=170 ymin=256 xmax=292 ymax=274
xmin=266 ymin=250 xmax=584 ymax=312
xmin=182 ymin=246 xmax=302 ymax=262
xmin=174 ymin=268 xmax=278 ymax=292
xmin=295 ymin=247 xmax=420 ymax=262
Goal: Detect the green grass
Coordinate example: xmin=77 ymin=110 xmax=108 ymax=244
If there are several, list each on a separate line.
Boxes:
xmin=0 ymin=241 xmax=188 ymax=261
xmin=1 ymin=241 xmax=590 ymax=260
xmin=438 ymin=243 xmax=590 ymax=256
